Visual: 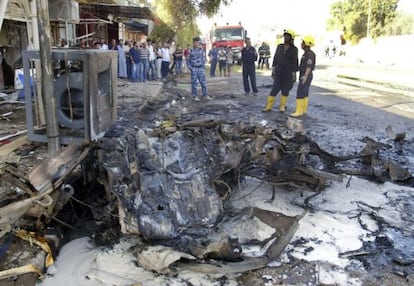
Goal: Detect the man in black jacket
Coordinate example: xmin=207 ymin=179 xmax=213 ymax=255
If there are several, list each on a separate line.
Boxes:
xmin=262 ymin=29 xmax=298 ymax=112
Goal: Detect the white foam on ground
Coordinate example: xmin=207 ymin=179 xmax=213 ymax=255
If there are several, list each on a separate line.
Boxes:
xmin=37 ymin=175 xmax=414 ymax=286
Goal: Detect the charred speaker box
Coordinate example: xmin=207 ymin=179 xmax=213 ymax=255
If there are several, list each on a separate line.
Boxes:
xmin=22 ymin=49 xmax=118 ymax=145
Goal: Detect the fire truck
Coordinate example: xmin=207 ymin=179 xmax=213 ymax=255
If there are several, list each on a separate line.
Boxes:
xmin=209 ymin=23 xmax=247 ymax=64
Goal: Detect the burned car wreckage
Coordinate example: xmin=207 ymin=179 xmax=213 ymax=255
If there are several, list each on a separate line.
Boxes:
xmin=93 ymin=115 xmax=411 ymax=260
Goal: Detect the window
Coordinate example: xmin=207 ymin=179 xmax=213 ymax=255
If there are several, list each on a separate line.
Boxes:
xmin=213 ymin=28 xmax=244 ymax=41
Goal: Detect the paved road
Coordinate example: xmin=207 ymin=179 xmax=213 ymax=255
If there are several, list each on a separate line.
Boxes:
xmin=318 ymin=56 xmax=414 ymax=94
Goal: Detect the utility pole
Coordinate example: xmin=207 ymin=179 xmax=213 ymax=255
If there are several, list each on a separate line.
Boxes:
xmin=36 ymin=0 xmax=60 ymax=155
xmin=29 ymin=0 xmax=46 ymax=127
xmin=367 ymin=0 xmax=372 ymax=38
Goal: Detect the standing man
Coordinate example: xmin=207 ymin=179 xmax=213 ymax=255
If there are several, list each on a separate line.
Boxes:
xmin=109 ymin=39 xmax=117 ymax=50
xmin=100 ymin=38 xmax=108 ymax=50
xmin=147 ymin=38 xmax=156 ymax=81
xmin=291 ymin=35 xmax=316 ymax=117
xmin=241 ymin=37 xmax=259 ymax=95
xmin=173 ymin=44 xmax=184 ymax=76
xmin=124 ymin=40 xmax=132 ymax=80
xmin=225 ymin=46 xmax=233 ymax=77
xmin=258 ymin=41 xmax=266 ymax=69
xmin=117 ymin=39 xmax=128 ymax=79
xmin=258 ymin=41 xmax=271 ymax=69
xmin=262 ymin=29 xmax=298 ymax=112
xmin=187 ymin=36 xmax=213 ymax=101
xmin=137 ymin=42 xmax=149 ymax=82
xmin=208 ymin=44 xmax=219 ymax=77
xmin=154 ymin=42 xmax=163 ymax=80
xmin=129 ymin=42 xmax=139 ymax=82
xmin=160 ymin=42 xmax=171 ymax=80
xmin=183 ymin=44 xmax=191 ymax=74
xmin=218 ymin=45 xmax=227 ymax=76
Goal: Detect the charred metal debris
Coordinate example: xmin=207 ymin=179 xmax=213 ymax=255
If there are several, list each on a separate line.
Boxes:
xmin=0 ymin=114 xmax=413 ymax=279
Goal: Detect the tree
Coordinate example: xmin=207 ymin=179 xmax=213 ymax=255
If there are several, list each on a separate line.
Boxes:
xmin=150 ymin=22 xmax=176 ymax=44
xmin=155 ymin=0 xmax=231 ymax=20
xmin=327 ymin=0 xmax=399 ymax=44
xmin=384 ymin=11 xmax=413 ymax=35
xmin=151 ymin=0 xmax=231 ymax=46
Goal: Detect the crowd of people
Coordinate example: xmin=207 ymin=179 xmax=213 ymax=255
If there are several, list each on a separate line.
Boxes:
xmin=207 ymin=44 xmax=234 ymax=77
xmin=111 ymin=39 xmax=186 ymax=82
xmin=58 ymin=29 xmax=316 ymax=117
xmin=57 ymin=37 xmax=192 ymax=82
xmin=109 ymin=39 xmax=195 ymax=82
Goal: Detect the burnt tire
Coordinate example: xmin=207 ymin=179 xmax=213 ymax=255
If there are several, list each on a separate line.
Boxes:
xmin=54 ymin=72 xmax=85 ymax=129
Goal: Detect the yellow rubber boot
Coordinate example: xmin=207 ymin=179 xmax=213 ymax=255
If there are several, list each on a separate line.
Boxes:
xmin=262 ymin=96 xmax=275 ymax=112
xmin=291 ymin=99 xmax=305 ymax=117
xmin=303 ymin=97 xmax=309 ymax=114
xmin=279 ymin=95 xmax=288 ymax=112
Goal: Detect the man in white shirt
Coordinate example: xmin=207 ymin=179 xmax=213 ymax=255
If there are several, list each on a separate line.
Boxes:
xmin=160 ymin=42 xmax=171 ymax=79
xmin=147 ymin=39 xmax=156 ymax=80
xmin=154 ymin=42 xmax=162 ymax=80
xmin=100 ymin=38 xmax=108 ymax=50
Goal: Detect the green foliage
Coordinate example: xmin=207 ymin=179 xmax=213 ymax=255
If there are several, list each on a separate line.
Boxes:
xmin=199 ymin=0 xmax=231 ymax=17
xmin=174 ymin=24 xmax=201 ymax=47
xmin=150 ymin=23 xmax=175 ymax=44
xmin=152 ymin=0 xmax=230 ymax=45
xmin=327 ymin=0 xmax=399 ymax=43
xmin=154 ymin=0 xmax=231 ymax=24
xmin=385 ymin=12 xmax=413 ymax=35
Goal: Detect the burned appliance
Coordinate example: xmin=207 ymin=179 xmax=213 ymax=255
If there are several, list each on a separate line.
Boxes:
xmin=22 ymin=49 xmax=117 ymax=145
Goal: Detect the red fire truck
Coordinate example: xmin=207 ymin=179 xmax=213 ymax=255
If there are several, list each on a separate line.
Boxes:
xmin=209 ymin=23 xmax=247 ymax=64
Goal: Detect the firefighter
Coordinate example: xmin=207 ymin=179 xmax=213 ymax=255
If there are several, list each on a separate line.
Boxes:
xmin=258 ymin=42 xmax=271 ymax=69
xmin=291 ymin=35 xmax=316 ymax=117
xmin=262 ymin=29 xmax=298 ymax=112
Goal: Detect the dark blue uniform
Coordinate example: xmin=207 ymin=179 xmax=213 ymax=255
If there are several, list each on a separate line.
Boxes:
xmin=297 ymin=49 xmax=316 ymax=99
xmin=187 ymin=46 xmax=208 ymax=98
xmin=208 ymin=47 xmax=219 ymax=77
xmin=241 ymin=46 xmax=258 ymax=94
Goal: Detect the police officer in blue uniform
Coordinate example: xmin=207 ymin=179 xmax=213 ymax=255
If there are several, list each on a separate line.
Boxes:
xmin=291 ymin=35 xmax=316 ymax=116
xmin=241 ymin=37 xmax=259 ymax=95
xmin=187 ymin=37 xmax=213 ymax=101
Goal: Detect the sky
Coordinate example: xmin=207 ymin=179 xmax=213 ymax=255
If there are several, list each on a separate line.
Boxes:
xmin=197 ymin=0 xmax=414 ymax=42
xmin=400 ymin=0 xmax=414 ymax=14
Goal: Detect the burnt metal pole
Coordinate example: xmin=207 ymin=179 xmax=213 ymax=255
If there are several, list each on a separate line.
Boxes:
xmin=36 ymin=0 xmax=60 ymax=155
xmin=30 ymin=0 xmax=46 ymax=126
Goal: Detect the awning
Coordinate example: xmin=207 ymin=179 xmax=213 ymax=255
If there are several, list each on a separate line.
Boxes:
xmin=79 ymin=3 xmax=156 ymax=22
xmin=124 ymin=20 xmax=148 ymax=34
xmin=2 ymin=0 xmax=31 ymax=23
